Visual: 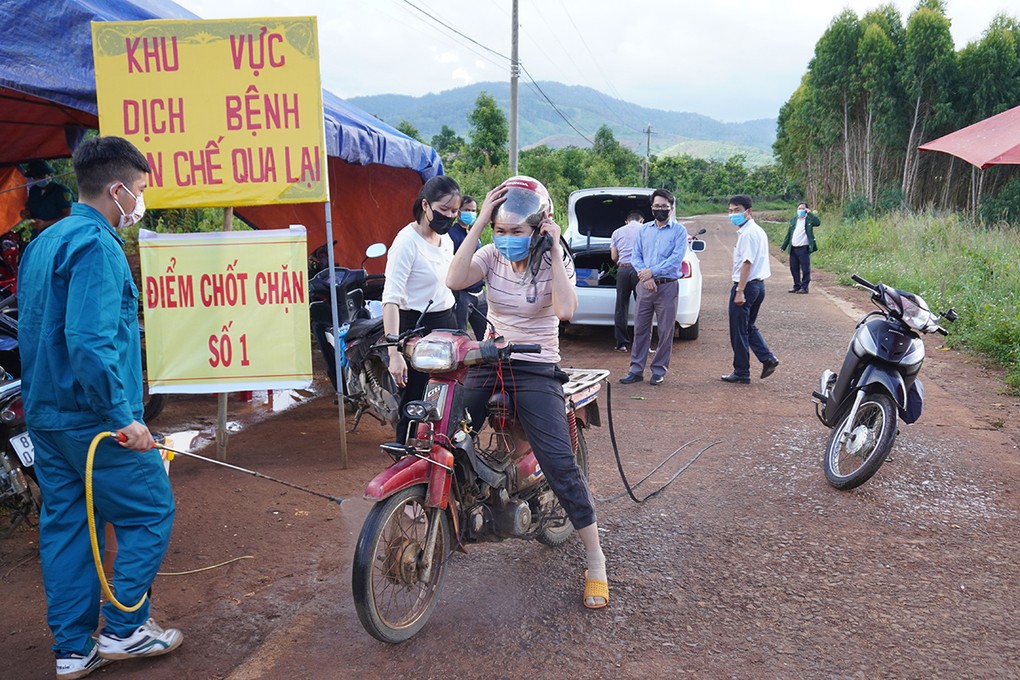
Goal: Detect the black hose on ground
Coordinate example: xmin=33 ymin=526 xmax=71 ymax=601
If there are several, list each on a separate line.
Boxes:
xmin=598 ymin=380 xmax=721 ymax=503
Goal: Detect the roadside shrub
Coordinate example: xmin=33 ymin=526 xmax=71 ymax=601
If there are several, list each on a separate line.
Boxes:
xmin=979 ymin=177 xmax=1020 ymax=227
xmin=842 ymin=193 xmax=872 ymax=222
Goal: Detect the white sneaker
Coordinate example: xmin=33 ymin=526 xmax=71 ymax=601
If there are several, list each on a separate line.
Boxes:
xmin=55 ymin=643 xmax=113 ymax=679
xmin=97 ymin=617 xmax=183 ymax=660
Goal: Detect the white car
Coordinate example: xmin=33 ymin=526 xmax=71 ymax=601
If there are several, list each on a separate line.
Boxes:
xmin=564 ymin=187 xmax=705 ymax=340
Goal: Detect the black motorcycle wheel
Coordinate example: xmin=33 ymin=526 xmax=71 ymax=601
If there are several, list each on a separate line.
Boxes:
xmin=140 ymin=331 xmax=168 ymax=423
xmin=823 ymin=392 xmax=897 ymax=490
xmin=352 ymin=485 xmax=451 ymax=643
xmin=142 ymin=380 xmax=168 ymax=423
xmin=536 ymin=425 xmax=589 ymax=547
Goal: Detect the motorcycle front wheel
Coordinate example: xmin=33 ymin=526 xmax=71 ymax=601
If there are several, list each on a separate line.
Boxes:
xmin=823 ymin=392 xmax=897 ymax=490
xmin=536 ymin=425 xmax=589 ymax=547
xmin=352 ymin=485 xmax=451 ymax=643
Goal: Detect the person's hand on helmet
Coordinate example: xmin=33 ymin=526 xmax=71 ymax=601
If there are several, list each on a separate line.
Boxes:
xmin=476 ymin=183 xmax=508 ymax=229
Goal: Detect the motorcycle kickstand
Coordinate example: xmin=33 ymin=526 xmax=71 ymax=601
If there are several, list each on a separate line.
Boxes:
xmin=347 ymin=406 xmax=367 ymax=433
xmin=417 ymin=508 xmax=443 ymax=584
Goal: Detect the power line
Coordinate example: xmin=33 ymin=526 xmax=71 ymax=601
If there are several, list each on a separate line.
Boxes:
xmin=399 ymin=0 xmax=509 ymax=62
xmin=554 ymin=0 xmax=645 ymax=134
xmin=519 ymin=63 xmax=594 ymax=145
xmin=395 ymin=0 xmax=594 ymax=147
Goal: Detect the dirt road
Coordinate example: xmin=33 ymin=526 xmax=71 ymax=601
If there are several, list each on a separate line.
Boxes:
xmin=5 ymin=214 xmax=1019 ymax=679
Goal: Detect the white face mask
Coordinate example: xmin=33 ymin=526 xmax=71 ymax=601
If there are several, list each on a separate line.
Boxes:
xmin=111 ymin=183 xmax=146 ymax=229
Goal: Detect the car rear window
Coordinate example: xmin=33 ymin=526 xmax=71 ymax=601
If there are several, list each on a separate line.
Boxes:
xmin=573 ymin=193 xmax=650 ymax=238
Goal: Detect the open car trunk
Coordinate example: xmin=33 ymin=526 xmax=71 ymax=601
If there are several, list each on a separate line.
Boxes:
xmin=572 ymin=246 xmax=619 ymax=289
xmin=572 ymin=191 xmax=651 ymax=240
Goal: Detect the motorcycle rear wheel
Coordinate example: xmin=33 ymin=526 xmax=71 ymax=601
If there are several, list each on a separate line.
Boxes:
xmin=352 ymin=485 xmax=451 ymax=643
xmin=823 ymin=392 xmax=897 ymax=490
xmin=536 ymin=425 xmax=589 ymax=547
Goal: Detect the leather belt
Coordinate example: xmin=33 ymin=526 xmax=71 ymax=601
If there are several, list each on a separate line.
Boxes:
xmin=653 ymin=277 xmax=677 ymax=284
xmin=618 ymin=263 xmax=633 ymax=268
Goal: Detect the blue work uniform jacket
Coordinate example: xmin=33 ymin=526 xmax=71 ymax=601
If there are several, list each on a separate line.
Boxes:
xmin=18 ymin=203 xmax=143 ymax=431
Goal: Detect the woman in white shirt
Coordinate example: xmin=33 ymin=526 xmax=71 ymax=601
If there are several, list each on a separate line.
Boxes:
xmin=383 ymin=175 xmax=460 ymax=443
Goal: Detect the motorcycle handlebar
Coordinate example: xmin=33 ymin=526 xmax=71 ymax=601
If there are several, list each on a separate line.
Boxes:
xmin=851 ymin=274 xmax=876 ymax=290
xmin=506 ymin=343 xmax=541 ymax=354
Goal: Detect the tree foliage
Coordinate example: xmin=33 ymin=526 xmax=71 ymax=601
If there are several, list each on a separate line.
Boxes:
xmin=775 ymin=3 xmax=1020 ymax=214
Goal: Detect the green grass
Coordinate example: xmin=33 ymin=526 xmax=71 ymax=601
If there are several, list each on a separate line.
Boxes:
xmin=760 ymin=211 xmax=1020 ymax=393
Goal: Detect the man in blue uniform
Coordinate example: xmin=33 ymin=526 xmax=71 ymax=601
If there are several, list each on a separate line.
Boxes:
xmin=21 ymin=159 xmax=74 ymax=240
xmin=19 ymin=136 xmax=182 ymax=680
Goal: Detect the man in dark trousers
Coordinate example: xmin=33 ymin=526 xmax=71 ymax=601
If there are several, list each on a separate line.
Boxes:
xmin=722 ymin=194 xmax=779 ymax=384
xmin=19 ymin=136 xmax=182 ymax=680
xmin=610 ymin=210 xmax=645 ymax=351
xmin=780 ymin=201 xmax=821 ymax=294
xmin=21 ymin=159 xmax=73 ymax=240
xmin=619 ymin=190 xmax=687 ymax=386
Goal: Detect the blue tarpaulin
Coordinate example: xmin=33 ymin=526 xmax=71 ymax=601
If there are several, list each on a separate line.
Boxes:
xmin=0 ymin=0 xmax=442 ymax=180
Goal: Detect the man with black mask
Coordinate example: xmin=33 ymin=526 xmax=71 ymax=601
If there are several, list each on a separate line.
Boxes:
xmin=619 ymin=189 xmax=688 ymax=386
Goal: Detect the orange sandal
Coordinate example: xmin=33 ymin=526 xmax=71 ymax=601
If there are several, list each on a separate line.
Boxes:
xmin=583 ymin=570 xmax=609 ymax=609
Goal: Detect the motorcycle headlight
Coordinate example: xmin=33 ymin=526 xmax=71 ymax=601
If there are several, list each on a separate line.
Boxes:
xmin=900 ymin=294 xmax=938 ymax=333
xmin=408 ymin=339 xmax=456 ymax=372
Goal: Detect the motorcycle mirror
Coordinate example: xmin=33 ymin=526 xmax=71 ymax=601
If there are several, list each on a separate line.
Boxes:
xmin=696 ymin=228 xmax=707 ymax=235
xmin=364 ymin=243 xmax=387 ymax=259
xmin=943 ymin=308 xmax=958 ymax=322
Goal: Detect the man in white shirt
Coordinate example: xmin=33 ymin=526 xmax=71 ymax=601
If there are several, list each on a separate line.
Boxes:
xmin=609 ymin=210 xmax=645 ymax=351
xmin=780 ymin=201 xmax=822 ymax=293
xmin=722 ymin=194 xmax=779 ymax=384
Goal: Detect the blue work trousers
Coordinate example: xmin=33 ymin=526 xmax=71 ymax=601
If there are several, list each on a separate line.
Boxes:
xmin=31 ymin=427 xmax=175 ymax=656
xmin=728 ymin=280 xmax=775 ymax=378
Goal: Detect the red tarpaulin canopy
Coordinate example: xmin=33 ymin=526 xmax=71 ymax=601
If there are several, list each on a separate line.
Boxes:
xmin=918 ymin=105 xmax=1020 ymax=169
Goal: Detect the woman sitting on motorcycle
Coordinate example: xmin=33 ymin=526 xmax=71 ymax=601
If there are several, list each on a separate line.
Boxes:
xmin=446 ymin=176 xmax=609 ymax=609
xmin=383 ymin=175 xmax=460 ymax=443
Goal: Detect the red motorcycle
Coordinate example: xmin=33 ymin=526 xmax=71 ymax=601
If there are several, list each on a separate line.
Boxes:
xmin=351 ymin=328 xmax=608 ymax=643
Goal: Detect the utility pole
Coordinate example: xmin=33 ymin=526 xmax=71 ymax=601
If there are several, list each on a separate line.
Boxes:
xmin=642 ymin=124 xmax=653 ymax=186
xmin=509 ymin=0 xmax=519 ymax=175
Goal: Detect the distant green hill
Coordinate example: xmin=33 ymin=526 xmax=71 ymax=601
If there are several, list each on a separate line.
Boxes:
xmin=350 ymin=81 xmax=777 ymax=166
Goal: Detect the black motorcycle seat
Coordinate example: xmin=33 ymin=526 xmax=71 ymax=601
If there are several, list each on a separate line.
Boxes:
xmin=345 ymin=317 xmax=384 ymax=342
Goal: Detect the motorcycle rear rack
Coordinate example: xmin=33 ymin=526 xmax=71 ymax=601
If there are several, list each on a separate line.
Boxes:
xmin=562 ymin=368 xmax=609 ymax=411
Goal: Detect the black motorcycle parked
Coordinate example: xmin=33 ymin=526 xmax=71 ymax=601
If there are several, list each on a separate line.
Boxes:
xmin=309 ymin=243 xmax=399 ymax=432
xmin=813 ymin=274 xmax=957 ymax=490
xmin=0 ymin=378 xmax=38 ymax=537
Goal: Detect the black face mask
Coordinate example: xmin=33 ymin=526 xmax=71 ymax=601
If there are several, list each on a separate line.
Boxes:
xmin=652 ymin=209 xmax=670 ymax=223
xmin=428 ymin=207 xmax=455 ymax=235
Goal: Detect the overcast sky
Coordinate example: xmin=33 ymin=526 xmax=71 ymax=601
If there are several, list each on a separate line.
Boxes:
xmin=175 ymin=0 xmax=1014 ymax=123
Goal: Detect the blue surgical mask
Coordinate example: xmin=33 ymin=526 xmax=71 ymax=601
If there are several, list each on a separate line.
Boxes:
xmin=493 ymin=235 xmax=532 ymax=262
xmin=729 ymin=213 xmax=748 ymax=227
xmin=797 ymin=209 xmax=807 ymax=217
xmin=460 ymin=211 xmax=477 ymax=226
xmin=36 ymin=178 xmax=51 ymax=188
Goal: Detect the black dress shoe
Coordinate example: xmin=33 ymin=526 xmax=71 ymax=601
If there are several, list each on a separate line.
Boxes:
xmin=796 ymin=289 xmax=808 ymax=294
xmin=619 ymin=372 xmax=643 ymax=384
xmin=650 ymin=374 xmax=664 ymax=386
xmin=720 ymin=373 xmax=750 ymax=384
xmin=788 ymin=287 xmax=801 ymax=293
xmin=761 ymin=358 xmax=780 ymax=379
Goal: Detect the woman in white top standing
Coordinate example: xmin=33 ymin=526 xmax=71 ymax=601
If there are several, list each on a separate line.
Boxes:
xmin=446 ymin=176 xmax=609 ymax=610
xmin=383 ymin=175 xmax=460 ymax=443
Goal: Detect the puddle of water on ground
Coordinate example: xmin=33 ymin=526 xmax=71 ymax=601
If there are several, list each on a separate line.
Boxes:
xmin=156 ymin=386 xmax=322 ymax=455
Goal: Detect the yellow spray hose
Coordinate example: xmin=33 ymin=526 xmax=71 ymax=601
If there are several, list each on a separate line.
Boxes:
xmin=85 ymin=431 xmax=171 ymax=613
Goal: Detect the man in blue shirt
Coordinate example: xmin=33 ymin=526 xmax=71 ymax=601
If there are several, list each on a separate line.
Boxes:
xmin=19 ymin=136 xmax=182 ymax=679
xmin=21 ymin=159 xmax=74 ymax=240
xmin=610 ymin=210 xmax=645 ymax=352
xmin=449 ymin=195 xmax=488 ymax=339
xmin=619 ymin=189 xmax=688 ymax=386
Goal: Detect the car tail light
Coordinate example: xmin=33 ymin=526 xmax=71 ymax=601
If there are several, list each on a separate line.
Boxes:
xmin=680 ymin=261 xmax=692 ymax=279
